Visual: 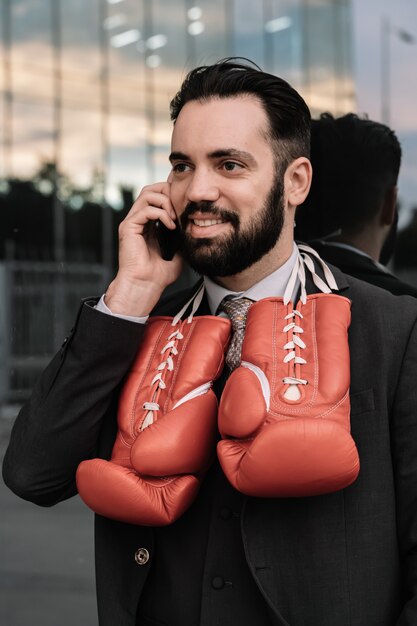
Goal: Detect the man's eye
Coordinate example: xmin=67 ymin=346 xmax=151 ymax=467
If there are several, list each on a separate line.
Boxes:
xmin=222 ymin=161 xmax=242 ymax=172
xmin=172 ymin=163 xmax=191 ymax=173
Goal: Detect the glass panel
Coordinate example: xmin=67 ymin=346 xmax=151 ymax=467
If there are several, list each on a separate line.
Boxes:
xmin=105 ymin=0 xmax=145 ymax=196
xmin=303 ymin=0 xmax=354 ymax=115
xmin=60 ymin=108 xmax=102 ymax=188
xmin=186 ymin=0 xmax=229 ymax=65
xmin=0 ymin=23 xmax=6 ymax=178
xmin=7 ymin=0 xmax=54 ymax=179
xmin=0 ymin=98 xmax=4 ymax=178
xmin=10 ymin=0 xmax=53 ymax=71
xmin=61 ymin=0 xmax=101 ymax=74
xmin=11 ymin=100 xmax=55 ymax=178
xmin=150 ymin=0 xmax=188 ymax=183
xmin=233 ymin=0 xmax=265 ymax=67
xmin=267 ymin=0 xmax=303 ymax=87
xmin=107 ymin=112 xmax=147 ymax=202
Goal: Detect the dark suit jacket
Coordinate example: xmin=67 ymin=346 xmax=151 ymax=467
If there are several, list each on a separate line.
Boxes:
xmin=3 ymin=265 xmax=417 ymax=626
xmin=309 ymin=240 xmax=417 ymax=297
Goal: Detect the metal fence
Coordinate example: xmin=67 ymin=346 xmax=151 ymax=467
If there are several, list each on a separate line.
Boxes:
xmin=0 ymin=260 xmax=110 ymax=406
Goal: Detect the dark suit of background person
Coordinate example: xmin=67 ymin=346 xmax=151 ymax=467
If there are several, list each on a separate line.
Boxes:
xmin=309 ymin=238 xmax=417 ymax=297
xmin=295 ymin=112 xmax=417 ymax=297
xmin=3 ymin=61 xmax=417 ymax=626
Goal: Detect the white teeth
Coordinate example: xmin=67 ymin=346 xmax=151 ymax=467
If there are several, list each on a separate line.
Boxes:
xmin=193 ymin=219 xmax=223 ymax=226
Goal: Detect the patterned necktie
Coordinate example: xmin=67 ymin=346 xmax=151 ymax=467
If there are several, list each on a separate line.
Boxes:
xmin=219 ymin=297 xmax=253 ymax=373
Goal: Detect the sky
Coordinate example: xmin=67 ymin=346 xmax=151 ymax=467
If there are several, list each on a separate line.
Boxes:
xmin=352 ymin=0 xmax=417 ymax=227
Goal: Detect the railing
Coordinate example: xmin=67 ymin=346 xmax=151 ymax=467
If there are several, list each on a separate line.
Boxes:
xmin=0 ymin=260 xmax=110 ymax=405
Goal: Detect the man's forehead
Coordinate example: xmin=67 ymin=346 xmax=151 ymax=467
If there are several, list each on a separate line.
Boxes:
xmin=170 ymin=96 xmax=270 ymax=153
xmin=172 ymin=94 xmax=267 ymax=125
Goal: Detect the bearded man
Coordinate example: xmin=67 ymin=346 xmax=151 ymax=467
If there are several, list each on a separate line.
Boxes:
xmin=4 ymin=59 xmax=417 ymax=626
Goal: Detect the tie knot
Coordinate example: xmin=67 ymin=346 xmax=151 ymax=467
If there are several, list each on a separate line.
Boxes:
xmin=219 ymin=297 xmax=253 ymax=331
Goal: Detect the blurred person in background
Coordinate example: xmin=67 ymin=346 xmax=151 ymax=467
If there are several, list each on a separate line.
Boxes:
xmin=295 ymin=112 xmax=417 ymax=297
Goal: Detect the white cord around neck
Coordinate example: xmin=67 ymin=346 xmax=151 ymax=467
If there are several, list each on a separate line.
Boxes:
xmin=283 ymin=243 xmax=339 ymax=305
xmin=172 ymin=283 xmax=205 ymax=326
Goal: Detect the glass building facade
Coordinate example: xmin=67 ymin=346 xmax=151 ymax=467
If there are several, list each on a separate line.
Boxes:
xmin=1 ymin=0 xmax=354 ymax=203
xmin=0 ymin=0 xmax=354 ymax=407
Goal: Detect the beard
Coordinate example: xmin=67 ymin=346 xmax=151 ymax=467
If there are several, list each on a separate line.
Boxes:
xmin=177 ymin=178 xmax=285 ymax=277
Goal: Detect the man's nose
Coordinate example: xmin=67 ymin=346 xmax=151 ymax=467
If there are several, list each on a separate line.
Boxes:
xmin=186 ymin=170 xmax=220 ymax=204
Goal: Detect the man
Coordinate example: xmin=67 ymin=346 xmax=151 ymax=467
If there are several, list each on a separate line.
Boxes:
xmin=3 ymin=59 xmax=417 ymax=626
xmin=295 ymin=112 xmax=417 ymax=297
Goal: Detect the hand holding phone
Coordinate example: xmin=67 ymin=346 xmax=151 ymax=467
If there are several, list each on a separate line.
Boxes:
xmin=104 ymin=181 xmax=182 ymax=317
xmin=154 ymin=218 xmax=181 ymax=261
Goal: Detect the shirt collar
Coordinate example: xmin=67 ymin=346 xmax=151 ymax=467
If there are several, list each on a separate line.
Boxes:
xmin=203 ymin=243 xmax=299 ymax=315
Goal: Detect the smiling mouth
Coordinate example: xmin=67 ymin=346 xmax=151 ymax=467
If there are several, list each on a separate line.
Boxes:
xmin=192 ymin=218 xmax=225 ymax=227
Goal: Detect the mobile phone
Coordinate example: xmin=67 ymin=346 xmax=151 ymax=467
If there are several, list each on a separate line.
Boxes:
xmin=154 ymin=219 xmax=181 ymax=261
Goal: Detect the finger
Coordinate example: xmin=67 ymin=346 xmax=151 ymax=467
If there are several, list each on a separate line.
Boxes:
xmin=153 ymin=183 xmax=176 ymax=220
xmin=126 ymin=204 xmax=176 ymax=230
xmin=131 ymin=191 xmax=176 ymax=222
xmin=118 ymin=210 xmax=172 ymax=246
xmin=135 ymin=182 xmax=174 ymax=212
xmin=136 ymin=181 xmax=170 ymax=197
xmin=161 ymin=181 xmax=178 ymax=219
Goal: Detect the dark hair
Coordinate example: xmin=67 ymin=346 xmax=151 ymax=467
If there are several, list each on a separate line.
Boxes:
xmin=170 ymin=57 xmax=311 ymax=169
xmin=296 ymin=112 xmax=402 ymax=239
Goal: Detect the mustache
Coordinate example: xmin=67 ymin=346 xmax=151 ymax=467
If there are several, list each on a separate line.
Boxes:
xmin=180 ymin=201 xmax=240 ymax=229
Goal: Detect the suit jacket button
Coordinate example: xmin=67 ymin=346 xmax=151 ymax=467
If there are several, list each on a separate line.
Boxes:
xmin=211 ymin=576 xmax=225 ymax=590
xmin=134 ymin=548 xmax=150 ymax=565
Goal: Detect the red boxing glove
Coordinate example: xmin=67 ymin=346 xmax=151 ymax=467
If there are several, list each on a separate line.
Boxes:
xmin=217 ymin=294 xmax=360 ymax=497
xmin=77 ymin=315 xmax=230 ymax=526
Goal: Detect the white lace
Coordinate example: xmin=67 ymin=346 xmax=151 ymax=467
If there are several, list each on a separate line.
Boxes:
xmin=282 ymin=309 xmax=308 ymax=391
xmin=140 ymin=283 xmax=205 ymax=431
xmin=283 ymin=244 xmax=338 ymax=305
xmin=241 ymin=361 xmax=271 ymax=411
xmin=172 ymin=283 xmax=205 ymax=325
xmin=281 ymin=244 xmax=339 ymax=397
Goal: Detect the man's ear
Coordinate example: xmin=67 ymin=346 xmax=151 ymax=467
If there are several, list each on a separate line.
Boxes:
xmin=380 ymin=186 xmax=397 ymax=226
xmin=284 ymin=157 xmax=312 ymax=208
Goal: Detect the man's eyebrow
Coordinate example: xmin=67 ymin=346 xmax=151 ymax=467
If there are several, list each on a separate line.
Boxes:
xmin=169 ymin=151 xmax=189 ymax=163
xmin=207 ymin=149 xmax=256 ymax=163
xmin=169 ymin=149 xmax=257 ymax=164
